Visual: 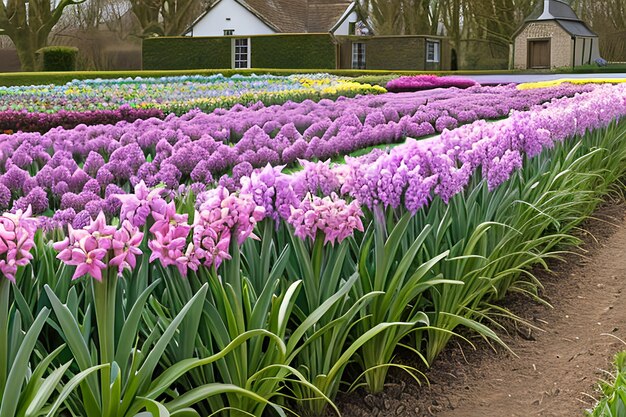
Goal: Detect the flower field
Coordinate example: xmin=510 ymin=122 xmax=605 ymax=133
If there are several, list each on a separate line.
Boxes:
xmin=1 ymin=73 xmax=625 ymax=417
xmin=0 ymin=74 xmax=384 ymax=133
xmin=386 ymin=74 xmax=478 ymax=92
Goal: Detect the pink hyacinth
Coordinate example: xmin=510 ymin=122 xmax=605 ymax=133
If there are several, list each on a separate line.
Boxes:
xmin=147 ymin=206 xmax=192 ymax=275
xmin=114 ymin=180 xmax=167 ymax=228
xmin=0 ymin=206 xmax=37 ymax=282
xmin=54 ymin=211 xmax=143 ymax=280
xmin=288 ymin=193 xmax=364 ymax=245
xmin=68 ymin=236 xmax=108 ymax=281
xmin=110 ymin=221 xmax=144 ymax=274
xmin=149 ymin=201 xmax=189 ymax=237
xmin=189 ymin=186 xmax=265 ymax=271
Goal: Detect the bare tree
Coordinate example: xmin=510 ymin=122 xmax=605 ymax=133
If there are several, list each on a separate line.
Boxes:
xmin=0 ymin=0 xmax=87 ymax=71
xmin=355 ymin=0 xmax=438 ymax=35
xmin=130 ymin=0 xmax=209 ymax=37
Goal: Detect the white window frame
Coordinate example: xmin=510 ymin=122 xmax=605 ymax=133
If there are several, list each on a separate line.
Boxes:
xmin=426 ymin=40 xmax=440 ymax=63
xmin=351 ymin=42 xmax=366 ymax=69
xmin=223 ymin=29 xmax=234 ymax=36
xmin=232 ymin=38 xmax=251 ymax=69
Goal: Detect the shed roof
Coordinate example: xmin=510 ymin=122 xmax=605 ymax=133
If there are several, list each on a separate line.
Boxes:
xmin=526 ymin=0 xmax=579 ymax=21
xmin=557 ymin=20 xmax=597 ymax=37
xmin=515 ymin=0 xmax=598 ymax=38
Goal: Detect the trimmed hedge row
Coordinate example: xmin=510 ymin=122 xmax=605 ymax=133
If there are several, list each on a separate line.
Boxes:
xmin=143 ymin=34 xmax=337 ymax=70
xmin=250 ymin=34 xmax=336 ymax=69
xmin=142 ymin=37 xmax=232 ymax=70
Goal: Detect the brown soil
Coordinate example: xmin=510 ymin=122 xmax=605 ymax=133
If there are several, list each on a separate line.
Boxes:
xmin=336 ymin=199 xmax=626 ymax=417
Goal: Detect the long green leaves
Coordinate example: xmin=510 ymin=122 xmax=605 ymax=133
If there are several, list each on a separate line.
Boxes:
xmin=586 ymin=351 xmax=626 ymax=417
xmin=2 ymin=118 xmax=626 ymax=417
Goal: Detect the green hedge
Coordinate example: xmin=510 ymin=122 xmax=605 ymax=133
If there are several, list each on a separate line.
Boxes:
xmin=251 ymin=34 xmax=336 ymax=69
xmin=36 ymin=46 xmax=78 ymax=72
xmin=143 ymin=34 xmax=337 ymax=70
xmin=143 ymin=37 xmax=231 ymax=70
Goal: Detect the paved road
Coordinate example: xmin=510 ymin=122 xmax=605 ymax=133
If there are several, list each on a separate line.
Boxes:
xmin=458 ymin=73 xmax=626 ymax=84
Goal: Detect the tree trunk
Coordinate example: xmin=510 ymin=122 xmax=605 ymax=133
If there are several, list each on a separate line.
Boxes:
xmin=13 ymin=35 xmax=36 ymax=71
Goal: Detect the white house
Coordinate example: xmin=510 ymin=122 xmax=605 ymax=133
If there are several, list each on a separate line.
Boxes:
xmin=184 ymin=0 xmax=360 ymax=37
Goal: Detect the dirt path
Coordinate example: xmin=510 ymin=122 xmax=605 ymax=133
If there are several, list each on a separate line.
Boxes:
xmin=337 ymin=201 xmax=626 ymax=417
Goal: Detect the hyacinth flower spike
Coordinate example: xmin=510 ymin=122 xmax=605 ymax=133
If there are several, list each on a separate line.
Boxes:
xmin=70 ymin=236 xmax=107 ymax=281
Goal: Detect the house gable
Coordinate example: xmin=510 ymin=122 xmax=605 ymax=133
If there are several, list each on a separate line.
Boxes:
xmin=185 ymin=0 xmax=276 ymax=37
xmin=186 ymin=0 xmax=355 ymax=36
xmin=328 ymin=2 xmax=359 ymax=35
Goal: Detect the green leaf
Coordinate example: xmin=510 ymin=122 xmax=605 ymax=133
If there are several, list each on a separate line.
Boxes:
xmin=115 ymin=280 xmax=160 ymax=373
xmin=44 ymin=285 xmax=100 ymax=411
xmin=44 ymin=286 xmax=93 ymax=371
xmin=171 ymin=409 xmax=201 ymax=417
xmin=120 ymin=284 xmax=208 ymax=415
xmin=164 ymin=383 xmax=286 ymax=416
xmin=145 ymin=329 xmax=285 ymax=400
xmin=44 ymin=364 xmax=108 ymax=417
xmin=0 ymin=308 xmax=49 ymax=417
xmin=286 ymin=273 xmax=359 ymax=354
xmin=16 ymin=344 xmax=66 ymax=417
xmin=23 ymin=361 xmax=73 ymax=417
xmin=137 ymin=397 xmax=170 ymax=417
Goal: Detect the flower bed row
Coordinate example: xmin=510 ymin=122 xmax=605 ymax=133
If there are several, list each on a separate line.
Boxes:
xmin=0 ymin=83 xmax=595 ymax=227
xmin=0 ymin=106 xmax=164 ymax=135
xmin=0 ymin=74 xmax=385 ymax=133
xmin=1 ymin=83 xmax=625 ymax=417
xmin=386 ymin=74 xmax=477 ymax=92
xmin=517 ymin=77 xmax=626 ymax=90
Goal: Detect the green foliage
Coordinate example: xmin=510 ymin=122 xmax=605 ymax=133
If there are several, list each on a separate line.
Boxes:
xmin=587 ymin=351 xmax=626 ymax=417
xmin=251 ymin=34 xmax=337 ymax=69
xmin=351 ymin=217 xmax=453 ymax=393
xmin=413 ymin=120 xmax=626 ymax=362
xmin=143 ymin=34 xmax=337 ymax=71
xmin=142 ymin=37 xmax=232 ymax=70
xmin=555 ymin=63 xmax=626 ymax=74
xmin=36 ymin=46 xmax=79 ymax=72
xmin=2 ymin=114 xmax=626 ymax=416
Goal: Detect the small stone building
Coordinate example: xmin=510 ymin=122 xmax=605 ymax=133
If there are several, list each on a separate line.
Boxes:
xmin=513 ymin=0 xmax=600 ymax=69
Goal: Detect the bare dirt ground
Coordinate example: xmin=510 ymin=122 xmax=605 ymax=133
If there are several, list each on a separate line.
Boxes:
xmin=335 ymin=199 xmax=626 ymax=417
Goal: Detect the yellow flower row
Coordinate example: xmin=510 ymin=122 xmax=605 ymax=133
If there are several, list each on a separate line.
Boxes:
xmin=517 ymin=78 xmax=626 ymax=90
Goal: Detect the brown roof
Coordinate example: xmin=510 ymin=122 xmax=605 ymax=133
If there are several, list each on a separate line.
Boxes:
xmin=188 ymin=0 xmax=354 ymax=34
xmin=307 ymin=0 xmax=354 ymax=32
xmin=239 ymin=0 xmax=308 ymax=32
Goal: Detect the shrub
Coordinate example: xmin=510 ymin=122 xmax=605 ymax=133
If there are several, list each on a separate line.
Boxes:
xmin=36 ymin=46 xmax=78 ymax=71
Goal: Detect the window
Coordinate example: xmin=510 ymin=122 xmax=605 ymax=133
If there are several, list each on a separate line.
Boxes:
xmin=233 ymin=38 xmax=250 ymax=69
xmin=352 ymin=42 xmax=366 ymax=69
xmin=348 ymin=22 xmax=356 ymax=35
xmin=224 ymin=29 xmax=234 ymax=36
xmin=426 ymin=40 xmax=440 ymax=63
